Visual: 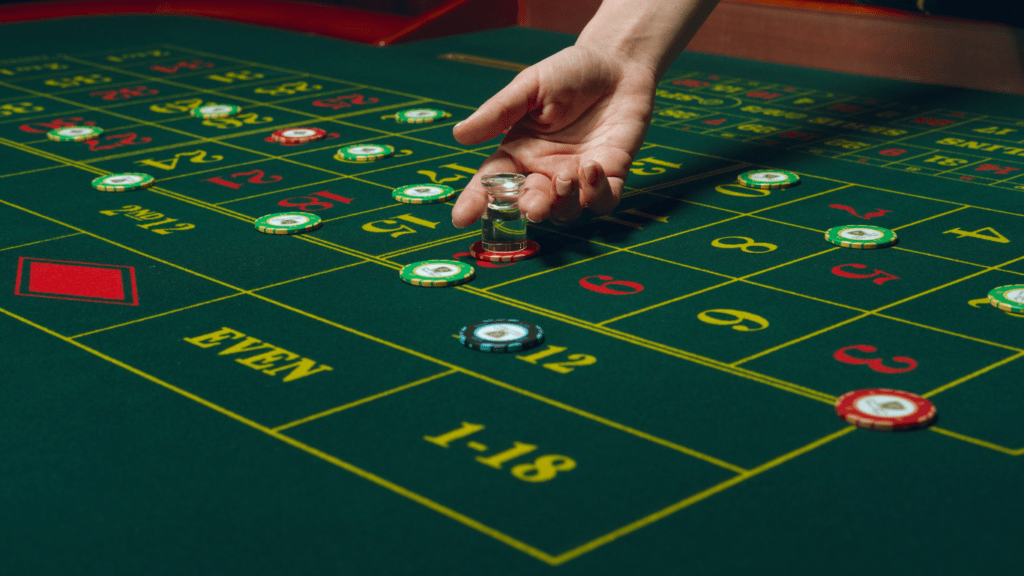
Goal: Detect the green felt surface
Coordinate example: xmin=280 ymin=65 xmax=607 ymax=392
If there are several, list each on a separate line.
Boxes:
xmin=2 ymin=15 xmax=1024 ymax=575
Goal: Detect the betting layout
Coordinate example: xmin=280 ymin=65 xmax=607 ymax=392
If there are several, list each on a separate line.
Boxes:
xmin=654 ymin=71 xmax=1024 ymax=192
xmin=2 ymin=40 xmax=1024 ymax=567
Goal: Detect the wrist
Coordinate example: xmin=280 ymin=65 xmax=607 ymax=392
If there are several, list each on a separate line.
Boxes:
xmin=575 ymin=0 xmax=720 ymax=80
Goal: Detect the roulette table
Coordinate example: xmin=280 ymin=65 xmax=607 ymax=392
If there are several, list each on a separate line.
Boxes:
xmin=1 ymin=9 xmax=1023 ymax=574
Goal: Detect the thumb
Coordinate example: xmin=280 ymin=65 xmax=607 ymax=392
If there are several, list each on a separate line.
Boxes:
xmin=453 ymin=68 xmax=540 ymax=145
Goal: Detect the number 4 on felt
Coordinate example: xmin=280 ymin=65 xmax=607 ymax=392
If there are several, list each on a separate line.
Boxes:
xmin=944 ymin=227 xmax=1009 ymax=243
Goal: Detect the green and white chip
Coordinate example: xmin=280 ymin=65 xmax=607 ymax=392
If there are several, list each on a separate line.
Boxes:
xmin=988 ymin=284 xmax=1024 ymax=314
xmin=399 ymin=259 xmax=474 ymax=287
xmin=336 ymin=143 xmax=395 ymax=162
xmin=395 ymin=108 xmax=448 ymax=124
xmin=392 ymin=183 xmax=457 ymax=204
xmin=191 ymin=104 xmax=241 ymax=119
xmin=737 ymin=169 xmax=800 ymax=189
xmin=91 ymin=173 xmax=155 ymax=192
xmin=254 ymin=212 xmax=322 ymax=235
xmin=47 ymin=126 xmax=103 ymax=142
xmin=824 ymin=225 xmax=898 ymax=249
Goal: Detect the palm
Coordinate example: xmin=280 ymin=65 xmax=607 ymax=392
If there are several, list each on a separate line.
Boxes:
xmin=452 ymin=46 xmax=656 ymax=227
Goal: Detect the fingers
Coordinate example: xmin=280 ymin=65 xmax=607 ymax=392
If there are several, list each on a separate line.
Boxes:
xmin=579 ymin=161 xmax=622 ymax=216
xmin=451 ymin=153 xmax=517 ymax=229
xmin=518 ymin=172 xmax=554 ymax=223
xmin=456 ymin=161 xmax=623 ymax=229
xmin=453 ymin=70 xmax=538 ymax=146
xmin=548 ymin=175 xmax=582 ymax=226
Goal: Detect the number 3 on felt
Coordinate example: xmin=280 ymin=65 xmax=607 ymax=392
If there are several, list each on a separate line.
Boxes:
xmin=834 ymin=344 xmax=917 ymax=374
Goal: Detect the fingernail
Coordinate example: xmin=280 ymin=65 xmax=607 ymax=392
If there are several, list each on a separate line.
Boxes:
xmin=454 ymin=122 xmax=462 ymax=129
xmin=452 ymin=218 xmax=464 ymax=229
xmin=555 ymin=178 xmax=571 ymax=197
xmin=526 ymin=212 xmax=542 ymax=223
xmin=584 ymin=163 xmax=599 ymax=186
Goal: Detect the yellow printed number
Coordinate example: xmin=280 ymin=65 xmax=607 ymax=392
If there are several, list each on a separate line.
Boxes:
xmin=0 ymin=102 xmax=44 ymax=116
xmin=944 ymin=227 xmax=1009 ymax=243
xmin=254 ymin=81 xmax=321 ymax=96
xmin=416 ymin=163 xmax=477 ymax=184
xmin=697 ymin=309 xmax=769 ymax=332
xmin=135 ymin=150 xmax=222 ymax=171
xmin=517 ymin=345 xmax=596 ymax=374
xmin=629 ymin=156 xmax=683 ymax=176
xmin=711 ymin=236 xmax=777 ymax=253
xmin=968 ymin=297 xmax=1023 ymax=318
xmin=150 ymin=98 xmax=204 ymax=114
xmin=202 ymin=112 xmax=274 ymax=129
xmin=207 ymin=71 xmax=265 ymax=83
xmin=362 ymin=213 xmax=439 ymax=238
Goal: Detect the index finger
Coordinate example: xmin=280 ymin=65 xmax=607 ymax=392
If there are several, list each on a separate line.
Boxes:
xmin=453 ymin=69 xmax=539 ymax=145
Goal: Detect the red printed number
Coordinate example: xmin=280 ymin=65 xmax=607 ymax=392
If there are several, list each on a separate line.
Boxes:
xmin=579 ymin=275 xmax=644 ymax=295
xmin=278 ymin=191 xmax=352 ymax=211
xmin=975 ymin=163 xmax=1021 ymax=175
xmin=204 ymin=170 xmax=282 ymax=190
xmin=19 ymin=117 xmax=94 ymax=134
xmin=90 ymin=86 xmax=159 ymax=100
xmin=832 ymin=264 xmax=899 ymax=285
xmin=828 ymin=205 xmax=892 ymax=220
xmin=151 ymin=60 xmax=213 ymax=73
xmin=834 ymin=344 xmax=918 ymax=374
xmin=312 ymin=94 xmax=379 ymax=110
xmin=672 ymin=79 xmax=708 ymax=88
xmin=85 ymin=132 xmax=151 ymax=152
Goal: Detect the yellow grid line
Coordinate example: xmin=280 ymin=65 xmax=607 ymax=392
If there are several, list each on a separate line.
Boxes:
xmin=6 ymin=49 xmax=1024 ymax=565
xmin=551 ymin=426 xmax=859 ymax=565
xmin=0 ymin=304 xmax=559 ymax=565
xmin=0 ymin=231 xmax=81 ymax=252
xmin=272 ymin=369 xmax=459 ymax=432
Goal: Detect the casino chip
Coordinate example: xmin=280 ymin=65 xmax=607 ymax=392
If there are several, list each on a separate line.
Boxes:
xmin=470 ymin=240 xmax=540 ymax=263
xmin=47 ymin=126 xmax=103 ymax=142
xmin=737 ymin=169 xmax=800 ymax=189
xmin=271 ymin=127 xmax=327 ymax=145
xmin=392 ymin=183 xmax=457 ymax=204
xmin=191 ymin=104 xmax=241 ymax=119
xmin=336 ymin=143 xmax=395 ymax=162
xmin=399 ymin=260 xmax=475 ymax=287
xmin=459 ymin=319 xmax=544 ymax=353
xmin=91 ymin=173 xmax=155 ymax=192
xmin=824 ymin=225 xmax=898 ymax=249
xmin=988 ymin=284 xmax=1024 ymax=314
xmin=394 ymin=108 xmax=449 ymax=124
xmin=835 ymin=388 xmax=936 ymax=431
xmin=254 ymin=212 xmax=323 ymax=235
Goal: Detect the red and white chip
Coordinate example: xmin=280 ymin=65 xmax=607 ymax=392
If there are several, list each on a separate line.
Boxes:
xmin=835 ymin=388 xmax=936 ymax=432
xmin=270 ymin=127 xmax=327 ymax=144
xmin=469 ymin=240 xmax=540 ymax=263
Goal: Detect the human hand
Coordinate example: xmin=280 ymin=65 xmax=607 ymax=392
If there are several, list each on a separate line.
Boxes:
xmin=451 ymin=45 xmax=657 ymax=228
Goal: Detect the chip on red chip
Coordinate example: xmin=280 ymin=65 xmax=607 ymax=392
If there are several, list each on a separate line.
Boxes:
xmin=469 ymin=240 xmax=540 ymax=263
xmin=270 ymin=127 xmax=327 ymax=144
